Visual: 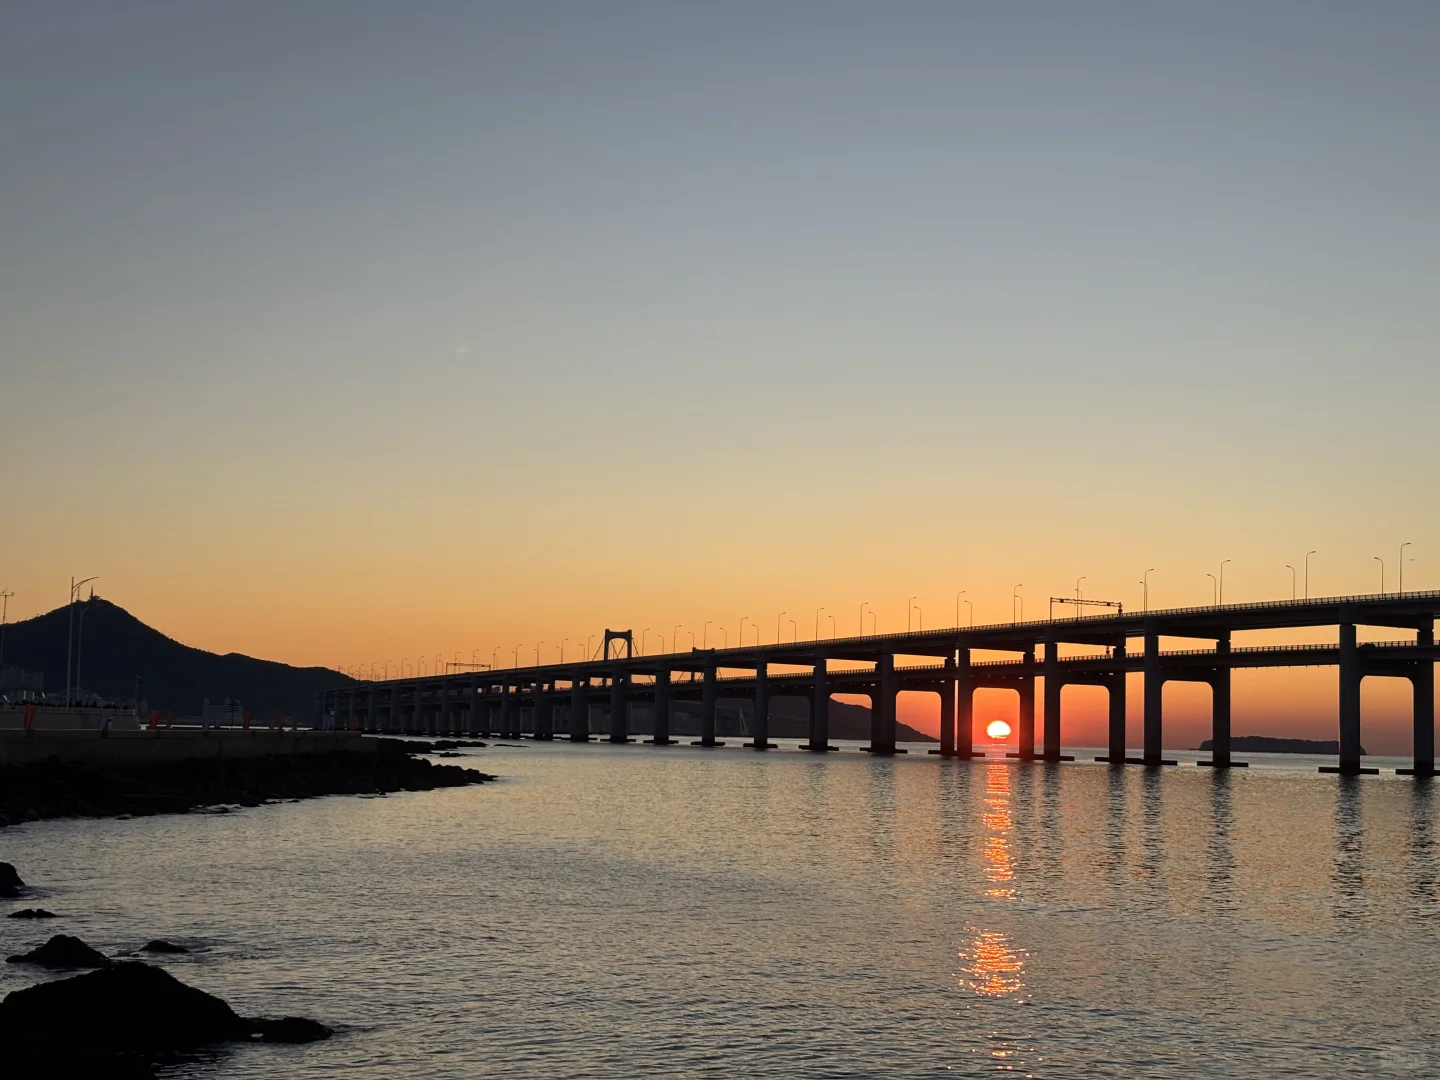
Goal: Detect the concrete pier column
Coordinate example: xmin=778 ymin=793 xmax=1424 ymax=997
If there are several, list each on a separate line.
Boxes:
xmin=1017 ymin=648 xmax=1036 ymax=761
xmin=609 ymin=674 xmax=629 ymax=743
xmin=1338 ymin=622 xmax=1362 ymax=774
xmin=570 ymin=680 xmax=589 ymax=741
xmin=1107 ymin=640 xmax=1127 ymax=763
xmin=748 ymin=663 xmax=772 ymax=748
xmin=1143 ymin=629 xmax=1163 ymax=766
xmin=956 ymin=649 xmax=974 ymax=758
xmin=468 ymin=677 xmax=480 ymax=735
xmin=364 ymin=687 xmax=375 ymax=732
xmin=1210 ymin=634 xmax=1232 ymax=767
xmin=869 ymin=654 xmax=897 ymax=754
xmin=498 ymin=685 xmax=513 ymax=739
xmin=696 ymin=661 xmax=721 ymax=746
xmin=534 ymin=683 xmax=554 ymax=740
xmin=411 ymin=686 xmax=423 ymax=733
xmin=437 ymin=680 xmax=448 ymax=735
xmin=807 ymin=660 xmax=831 ymax=751
xmin=1414 ymin=625 xmax=1435 ymax=777
xmin=938 ymin=655 xmax=956 ymax=757
xmin=651 ymin=669 xmax=672 ymax=745
xmin=1042 ymin=635 xmax=1061 ymax=762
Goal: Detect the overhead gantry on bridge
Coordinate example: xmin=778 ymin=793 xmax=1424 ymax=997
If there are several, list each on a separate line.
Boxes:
xmin=319 ymin=592 xmax=1440 ymax=777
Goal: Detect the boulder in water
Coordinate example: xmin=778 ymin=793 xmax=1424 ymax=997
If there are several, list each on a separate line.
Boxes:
xmin=6 ymin=934 xmax=111 ymax=969
xmin=6 ymin=909 xmax=57 ymax=920
xmin=0 ymin=862 xmax=23 ymax=898
xmin=138 ymin=939 xmax=188 ymax=954
xmin=0 ymin=961 xmax=333 ymax=1064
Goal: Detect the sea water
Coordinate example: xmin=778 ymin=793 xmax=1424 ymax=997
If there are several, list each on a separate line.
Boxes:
xmin=2 ymin=741 xmax=1438 ymax=1078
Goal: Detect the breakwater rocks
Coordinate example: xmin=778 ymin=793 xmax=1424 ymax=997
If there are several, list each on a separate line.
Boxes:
xmin=0 ymin=744 xmax=493 ymax=829
xmin=1 ymin=957 xmax=331 ymax=1078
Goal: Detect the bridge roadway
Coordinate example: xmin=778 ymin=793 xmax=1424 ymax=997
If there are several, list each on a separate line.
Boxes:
xmin=319 ymin=591 xmax=1440 ymax=776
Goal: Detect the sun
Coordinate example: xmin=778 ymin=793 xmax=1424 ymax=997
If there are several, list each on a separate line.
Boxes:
xmin=986 ymin=720 xmax=1012 ymax=741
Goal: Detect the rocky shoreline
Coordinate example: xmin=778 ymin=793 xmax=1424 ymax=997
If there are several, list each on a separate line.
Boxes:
xmin=0 ymin=739 xmax=492 ymax=830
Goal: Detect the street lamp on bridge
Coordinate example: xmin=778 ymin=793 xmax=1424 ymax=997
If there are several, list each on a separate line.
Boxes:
xmin=1305 ymin=550 xmax=1317 ymax=599
xmin=1012 ymin=585 xmax=1023 ymax=623
xmin=1285 ymin=565 xmax=1297 ymax=600
xmin=859 ymin=602 xmax=869 ymax=637
xmin=1400 ymin=542 xmax=1412 ymax=595
xmin=1142 ymin=568 xmax=1155 ymax=612
xmin=1374 ymin=556 xmax=1385 ymax=596
xmin=1219 ymin=560 xmax=1231 ymax=605
xmin=908 ymin=596 xmax=917 ymax=633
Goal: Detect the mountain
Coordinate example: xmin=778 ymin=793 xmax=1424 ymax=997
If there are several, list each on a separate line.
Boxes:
xmin=0 ymin=599 xmax=352 ymax=720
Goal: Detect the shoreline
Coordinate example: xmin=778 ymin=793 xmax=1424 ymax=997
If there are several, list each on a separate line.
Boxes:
xmin=0 ymin=741 xmax=491 ymax=831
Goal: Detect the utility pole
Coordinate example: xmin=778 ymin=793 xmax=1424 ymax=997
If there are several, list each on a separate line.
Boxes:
xmin=64 ymin=576 xmax=97 ymax=709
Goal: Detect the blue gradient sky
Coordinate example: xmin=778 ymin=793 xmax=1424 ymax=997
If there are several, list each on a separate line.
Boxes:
xmin=2 ymin=3 xmax=1437 ymax=744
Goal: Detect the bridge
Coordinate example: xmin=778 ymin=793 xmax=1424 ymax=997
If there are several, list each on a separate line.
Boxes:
xmin=319 ymin=591 xmax=1439 ymax=776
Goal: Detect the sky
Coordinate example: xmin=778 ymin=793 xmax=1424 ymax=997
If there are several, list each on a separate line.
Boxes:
xmin=2 ymin=2 xmax=1437 ymax=750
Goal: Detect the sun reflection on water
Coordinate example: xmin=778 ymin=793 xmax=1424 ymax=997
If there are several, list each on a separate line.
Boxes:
xmin=957 ymin=764 xmax=1028 ymax=1002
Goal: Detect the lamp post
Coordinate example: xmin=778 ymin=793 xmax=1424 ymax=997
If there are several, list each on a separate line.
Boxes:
xmin=641 ymin=628 xmax=651 ymax=655
xmin=859 ymin=602 xmax=869 ymax=636
xmin=560 ymin=639 xmax=568 ymax=664
xmin=1374 ymin=556 xmax=1385 ymax=596
xmin=739 ymin=616 xmax=748 ymax=649
xmin=513 ymin=645 xmax=522 ymax=668
xmin=586 ymin=635 xmax=595 ymax=662
xmin=703 ymin=621 xmax=712 ymax=649
xmin=492 ymin=647 xmax=501 ymax=670
xmin=955 ymin=590 xmax=965 ymax=629
xmin=0 ymin=588 xmax=12 ymax=673
xmin=776 ymin=612 xmax=785 ymax=646
xmin=752 ymin=623 xmax=761 ymax=647
xmin=1142 ymin=568 xmax=1155 ymax=612
xmin=673 ymin=624 xmax=682 ymax=654
xmin=1304 ymin=550 xmax=1317 ymax=599
xmin=64 ymin=575 xmax=97 ymax=709
xmin=815 ymin=607 xmax=824 ymax=641
xmin=790 ymin=619 xmax=798 ymax=643
xmin=1400 ymin=542 xmax=1411 ymax=595
xmin=535 ymin=642 xmax=543 ymax=666
xmin=1219 ymin=560 xmax=1231 ymax=605
xmin=868 ymin=610 xmax=877 ymax=636
xmin=908 ymin=596 xmax=917 ymax=633
xmin=1074 ymin=576 xmax=1086 ymax=619
xmin=718 ymin=626 xmax=728 ymax=648
xmin=75 ymin=594 xmax=96 ymax=704
xmin=687 ymin=630 xmax=696 ymax=649
xmin=1285 ymin=565 xmax=1296 ymax=601
xmin=1012 ymin=585 xmax=1023 ymax=623
xmin=1206 ymin=573 xmax=1217 ymax=605
xmin=829 ymin=614 xmax=837 ymax=637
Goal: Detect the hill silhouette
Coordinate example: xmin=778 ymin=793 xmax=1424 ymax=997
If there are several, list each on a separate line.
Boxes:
xmin=1 ymin=599 xmax=352 ymax=720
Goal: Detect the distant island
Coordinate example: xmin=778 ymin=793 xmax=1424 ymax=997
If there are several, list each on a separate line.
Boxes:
xmin=1195 ymin=736 xmax=1366 ymax=755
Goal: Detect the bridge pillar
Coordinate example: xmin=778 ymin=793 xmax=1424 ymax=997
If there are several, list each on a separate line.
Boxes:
xmin=650 ymin=669 xmax=673 ymax=745
xmin=937 ymin=655 xmax=956 ymax=757
xmin=956 ymin=649 xmax=974 ymax=758
xmin=1143 ymin=630 xmax=1163 ymax=766
xmin=1107 ymin=639 xmax=1127 ymax=763
xmin=1043 ymin=635 xmax=1061 ymax=761
xmin=467 ymin=677 xmax=479 ymax=735
xmin=748 ymin=663 xmax=773 ymax=748
xmin=1207 ymin=635 xmax=1233 ymax=767
xmin=438 ymin=680 xmax=449 ymax=735
xmin=501 ymin=685 xmax=517 ymax=739
xmin=1414 ymin=625 xmax=1435 ymax=777
xmin=569 ymin=679 xmax=589 ymax=741
xmin=410 ymin=686 xmax=422 ymax=733
xmin=868 ymin=654 xmax=897 ymax=754
xmin=534 ymin=683 xmax=554 ymax=740
xmin=1338 ymin=621 xmax=1362 ymax=774
xmin=807 ymin=660 xmax=833 ymax=751
xmin=1017 ymin=647 xmax=1036 ymax=761
xmin=695 ymin=661 xmax=722 ymax=746
xmin=609 ymin=675 xmax=630 ymax=743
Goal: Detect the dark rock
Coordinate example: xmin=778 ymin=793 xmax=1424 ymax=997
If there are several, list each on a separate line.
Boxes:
xmin=251 ymin=1016 xmax=334 ymax=1043
xmin=0 ymin=961 xmax=249 ymax=1052
xmin=6 ymin=908 xmax=58 ymax=919
xmin=139 ymin=939 xmax=188 ymax=954
xmin=0 ymin=961 xmax=332 ymax=1071
xmin=7 ymin=933 xmax=112 ymax=969
xmin=0 ymin=862 xmax=23 ymax=898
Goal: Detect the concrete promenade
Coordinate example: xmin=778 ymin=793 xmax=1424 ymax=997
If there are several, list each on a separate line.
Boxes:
xmin=320 ymin=591 xmax=1440 ymax=777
